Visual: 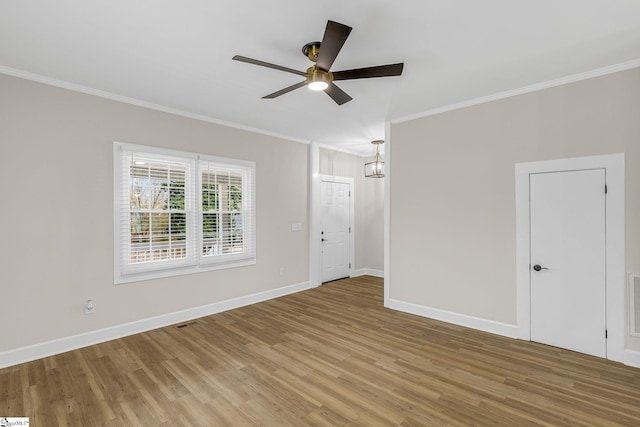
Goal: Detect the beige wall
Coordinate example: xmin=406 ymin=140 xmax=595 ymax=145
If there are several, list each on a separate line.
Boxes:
xmin=0 ymin=74 xmax=309 ymax=351
xmin=390 ymin=67 xmax=640 ymax=350
xmin=363 ymin=157 xmax=385 ymax=271
xmin=319 ymin=148 xmax=384 ymax=272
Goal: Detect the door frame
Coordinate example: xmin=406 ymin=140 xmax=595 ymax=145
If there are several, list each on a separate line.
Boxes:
xmin=515 ymin=153 xmax=625 ymax=361
xmin=318 ymin=175 xmax=355 ymax=284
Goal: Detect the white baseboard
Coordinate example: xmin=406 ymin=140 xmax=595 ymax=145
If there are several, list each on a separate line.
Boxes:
xmin=386 ymin=298 xmax=640 ymax=370
xmin=386 ymin=298 xmax=518 ymax=339
xmin=0 ymin=281 xmax=310 ymax=369
xmin=352 ymin=268 xmax=384 ymax=278
xmin=624 ymin=349 xmax=640 ymax=368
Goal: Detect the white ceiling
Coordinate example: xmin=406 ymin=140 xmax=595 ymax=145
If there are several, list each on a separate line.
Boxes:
xmin=2 ymin=1 xmax=640 ymax=156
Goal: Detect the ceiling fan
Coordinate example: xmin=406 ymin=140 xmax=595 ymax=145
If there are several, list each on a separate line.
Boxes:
xmin=232 ymin=20 xmax=404 ymax=105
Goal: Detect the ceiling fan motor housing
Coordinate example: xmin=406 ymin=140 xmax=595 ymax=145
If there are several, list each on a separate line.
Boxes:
xmin=306 ymin=66 xmax=333 ymax=89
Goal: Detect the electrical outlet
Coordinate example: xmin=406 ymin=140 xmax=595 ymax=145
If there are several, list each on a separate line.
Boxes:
xmin=84 ymin=299 xmax=95 ymax=315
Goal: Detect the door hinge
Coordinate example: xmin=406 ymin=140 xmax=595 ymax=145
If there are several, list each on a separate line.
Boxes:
xmin=605 ymin=329 xmax=608 ymax=339
xmin=349 ymin=191 xmax=351 ymax=197
xmin=605 ymin=185 xmax=608 ymax=194
xmin=349 ymin=227 xmax=351 ymax=233
xmin=349 ymin=263 xmax=351 ymax=269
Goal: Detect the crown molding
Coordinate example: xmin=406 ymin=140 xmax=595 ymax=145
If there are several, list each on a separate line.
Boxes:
xmin=316 ymin=142 xmax=376 ymax=158
xmin=0 ymin=66 xmax=310 ymax=145
xmin=392 ymin=59 xmax=640 ymax=124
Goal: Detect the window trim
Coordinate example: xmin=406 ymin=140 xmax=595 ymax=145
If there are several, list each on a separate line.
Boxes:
xmin=114 ymin=142 xmax=256 ymax=285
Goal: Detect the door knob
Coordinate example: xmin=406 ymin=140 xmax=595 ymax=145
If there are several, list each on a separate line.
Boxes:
xmin=321 ymin=238 xmax=326 ymax=242
xmin=533 ymin=264 xmax=549 ymax=271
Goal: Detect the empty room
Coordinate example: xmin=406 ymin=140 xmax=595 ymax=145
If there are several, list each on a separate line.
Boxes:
xmin=2 ymin=1 xmax=640 ymax=426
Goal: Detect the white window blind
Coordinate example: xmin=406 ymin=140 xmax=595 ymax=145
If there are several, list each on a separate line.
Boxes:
xmin=114 ymin=142 xmax=256 ymax=284
xmin=200 ymin=160 xmax=256 ymax=265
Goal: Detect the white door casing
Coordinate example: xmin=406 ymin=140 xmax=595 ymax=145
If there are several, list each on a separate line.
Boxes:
xmin=515 ymin=153 xmax=625 ymax=363
xmin=529 ymin=169 xmax=606 ymax=357
xmin=320 ymin=177 xmax=354 ymax=283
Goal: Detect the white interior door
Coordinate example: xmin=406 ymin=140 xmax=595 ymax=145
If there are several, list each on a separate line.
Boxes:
xmin=321 ymin=180 xmax=351 ymax=283
xmin=530 ymin=169 xmax=607 ymax=358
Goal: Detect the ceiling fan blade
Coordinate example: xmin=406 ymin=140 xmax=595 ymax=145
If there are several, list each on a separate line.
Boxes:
xmin=262 ymin=81 xmax=307 ymax=99
xmin=232 ymin=55 xmax=306 ymax=77
xmin=332 ymin=63 xmax=404 ymax=80
xmin=325 ymin=83 xmax=352 ymax=105
xmin=316 ymin=20 xmax=352 ymax=72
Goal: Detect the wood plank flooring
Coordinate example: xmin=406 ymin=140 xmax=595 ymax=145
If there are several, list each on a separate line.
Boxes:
xmin=2 ymin=276 xmax=640 ymax=426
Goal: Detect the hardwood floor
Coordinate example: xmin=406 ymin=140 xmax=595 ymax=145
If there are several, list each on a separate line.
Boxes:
xmin=2 ymin=276 xmax=640 ymax=426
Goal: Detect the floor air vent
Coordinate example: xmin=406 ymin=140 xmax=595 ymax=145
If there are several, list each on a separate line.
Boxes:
xmin=176 ymin=321 xmax=198 ymax=329
xmin=630 ymin=274 xmax=640 ymax=337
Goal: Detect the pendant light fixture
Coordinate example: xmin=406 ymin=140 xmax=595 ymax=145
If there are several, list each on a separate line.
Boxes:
xmin=364 ymin=140 xmax=385 ymax=178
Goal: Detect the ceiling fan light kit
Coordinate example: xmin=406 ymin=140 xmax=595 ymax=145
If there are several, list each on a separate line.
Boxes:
xmin=233 ymin=20 xmax=404 ymax=105
xmin=307 ymin=67 xmax=331 ymax=91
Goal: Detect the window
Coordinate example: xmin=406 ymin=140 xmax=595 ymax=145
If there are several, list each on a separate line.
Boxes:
xmin=114 ymin=142 xmax=255 ymax=284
